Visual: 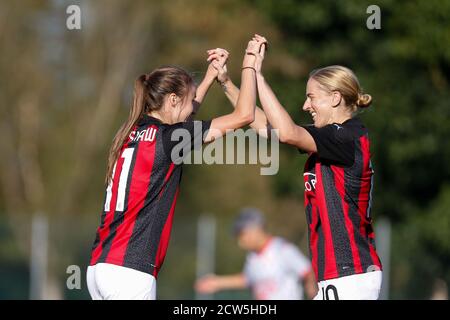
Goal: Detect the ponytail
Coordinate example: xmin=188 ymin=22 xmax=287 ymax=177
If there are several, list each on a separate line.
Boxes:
xmin=105 ymin=75 xmax=147 ymax=184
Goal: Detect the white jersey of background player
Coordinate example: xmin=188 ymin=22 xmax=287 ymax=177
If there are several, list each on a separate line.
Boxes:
xmin=195 ymin=208 xmax=317 ymax=299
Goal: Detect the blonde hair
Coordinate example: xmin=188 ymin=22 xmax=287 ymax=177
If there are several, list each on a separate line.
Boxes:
xmin=309 ymin=65 xmax=372 ymax=112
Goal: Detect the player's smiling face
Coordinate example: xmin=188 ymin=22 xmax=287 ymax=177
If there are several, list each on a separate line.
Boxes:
xmin=302 ymin=78 xmax=335 ymax=128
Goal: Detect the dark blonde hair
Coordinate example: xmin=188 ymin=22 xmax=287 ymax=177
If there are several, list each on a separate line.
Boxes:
xmin=105 ymin=66 xmax=194 ymax=184
xmin=309 ymin=65 xmax=372 ymax=112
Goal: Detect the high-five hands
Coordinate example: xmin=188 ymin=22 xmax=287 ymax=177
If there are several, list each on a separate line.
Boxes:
xmin=251 ymin=34 xmax=267 ymax=74
xmin=206 ymin=34 xmax=268 ymax=82
xmin=242 ymin=34 xmax=268 ymax=70
xmin=207 ymin=48 xmax=230 ymax=84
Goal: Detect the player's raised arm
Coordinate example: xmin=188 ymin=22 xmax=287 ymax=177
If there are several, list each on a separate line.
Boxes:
xmin=252 ymin=35 xmax=317 ymax=153
xmin=207 ymin=48 xmax=271 ymax=138
xmin=203 ymin=36 xmax=265 ymax=143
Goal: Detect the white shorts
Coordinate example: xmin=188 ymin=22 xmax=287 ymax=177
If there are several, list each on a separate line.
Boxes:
xmin=87 ymin=263 xmax=157 ymax=300
xmin=314 ymin=271 xmax=382 ymax=300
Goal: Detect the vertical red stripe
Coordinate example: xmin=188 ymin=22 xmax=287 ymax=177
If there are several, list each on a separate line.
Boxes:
xmin=359 ymin=136 xmax=381 ymax=268
xmin=314 ymin=162 xmax=338 ymax=278
xmin=332 ymin=166 xmax=363 ymax=273
xmin=105 ymin=126 xmax=157 ymax=265
xmin=358 ymin=136 xmax=372 ymax=221
xmin=153 ymin=187 xmax=180 ymax=278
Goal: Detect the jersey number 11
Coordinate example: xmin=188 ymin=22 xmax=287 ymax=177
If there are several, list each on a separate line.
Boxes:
xmin=104 ymin=147 xmax=135 ymax=212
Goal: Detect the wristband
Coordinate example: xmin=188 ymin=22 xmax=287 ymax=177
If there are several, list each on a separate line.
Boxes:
xmin=242 ymin=66 xmax=257 ymax=72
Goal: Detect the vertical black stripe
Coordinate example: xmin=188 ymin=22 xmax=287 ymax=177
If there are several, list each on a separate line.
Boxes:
xmin=98 ymin=140 xmax=140 ymax=263
xmin=345 ymin=138 xmax=374 ymax=273
xmin=367 ymin=160 xmax=374 ymax=220
xmin=316 ymin=207 xmax=325 ymax=281
xmin=91 ymin=231 xmax=101 ymax=252
xmin=148 ymin=170 xmax=180 ymax=266
xmin=91 ymin=191 xmax=109 ymax=251
xmin=321 ymin=166 xmax=355 ymax=277
xmin=122 ymin=202 xmax=158 ymax=272
xmin=305 ymin=202 xmax=313 ymax=268
xmin=99 ymin=190 xmax=109 ymax=225
xmin=305 ymin=203 xmax=312 ymax=227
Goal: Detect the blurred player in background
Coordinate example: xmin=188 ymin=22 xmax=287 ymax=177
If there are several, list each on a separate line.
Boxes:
xmin=195 ymin=208 xmax=317 ymax=300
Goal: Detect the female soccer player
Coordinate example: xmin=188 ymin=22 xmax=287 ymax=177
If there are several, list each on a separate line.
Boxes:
xmin=209 ymin=35 xmax=382 ymax=300
xmin=86 ymin=36 xmax=266 ymax=300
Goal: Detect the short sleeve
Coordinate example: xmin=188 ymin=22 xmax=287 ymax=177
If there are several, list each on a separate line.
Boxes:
xmin=281 ymin=243 xmax=312 ymax=278
xmin=161 ymin=120 xmax=211 ymax=164
xmin=302 ymin=124 xmax=355 ymax=166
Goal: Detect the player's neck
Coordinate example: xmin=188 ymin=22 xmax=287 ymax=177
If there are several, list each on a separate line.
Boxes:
xmin=256 ymin=235 xmax=273 ymax=254
xmin=331 ymin=108 xmax=352 ymax=125
xmin=147 ymin=111 xmax=173 ymax=124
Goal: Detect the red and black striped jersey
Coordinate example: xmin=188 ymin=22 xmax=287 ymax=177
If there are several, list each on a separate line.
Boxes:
xmin=302 ymin=117 xmax=382 ymax=282
xmin=90 ymin=115 xmax=211 ymax=278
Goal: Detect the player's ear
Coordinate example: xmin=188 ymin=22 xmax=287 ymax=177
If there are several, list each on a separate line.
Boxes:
xmin=169 ymin=93 xmax=179 ymax=107
xmin=331 ymin=90 xmax=342 ymax=108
